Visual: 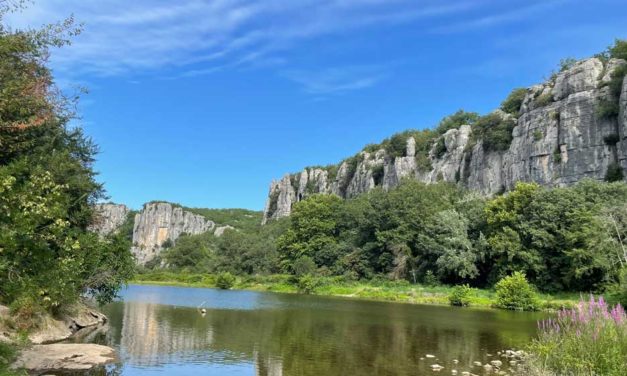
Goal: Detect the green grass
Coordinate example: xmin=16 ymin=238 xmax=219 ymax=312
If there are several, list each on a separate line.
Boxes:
xmin=132 ymin=272 xmax=582 ymax=310
xmin=0 ymin=341 xmax=26 ymax=376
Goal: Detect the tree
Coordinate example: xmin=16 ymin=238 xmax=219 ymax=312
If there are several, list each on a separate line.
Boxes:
xmin=500 ymin=88 xmax=527 ymax=116
xmin=277 ymin=194 xmax=342 ymax=273
xmin=0 ymin=5 xmax=133 ymax=315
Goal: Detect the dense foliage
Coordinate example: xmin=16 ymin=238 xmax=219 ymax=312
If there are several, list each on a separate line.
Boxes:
xmin=156 ymin=178 xmax=627 ymax=299
xmin=0 ymin=6 xmax=134 ymax=317
xmin=500 ymin=88 xmax=527 ymax=116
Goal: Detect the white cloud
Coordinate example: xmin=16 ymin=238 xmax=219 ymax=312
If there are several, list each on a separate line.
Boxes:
xmin=4 ymin=0 xmax=567 ymax=92
xmin=284 ymin=65 xmax=388 ymax=94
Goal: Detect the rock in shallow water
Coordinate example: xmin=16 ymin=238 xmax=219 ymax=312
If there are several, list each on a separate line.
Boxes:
xmin=12 ymin=343 xmax=116 ymax=373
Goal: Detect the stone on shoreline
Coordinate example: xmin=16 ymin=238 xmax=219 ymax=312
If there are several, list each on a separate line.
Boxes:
xmin=12 ymin=343 xmax=116 ymax=373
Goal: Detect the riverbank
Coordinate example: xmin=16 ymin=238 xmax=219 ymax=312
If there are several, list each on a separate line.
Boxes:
xmin=132 ymin=272 xmax=582 ymax=310
xmin=0 ymin=303 xmax=116 ymax=375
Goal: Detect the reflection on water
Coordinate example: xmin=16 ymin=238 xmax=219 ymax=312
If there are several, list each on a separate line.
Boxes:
xmin=98 ymin=285 xmax=545 ymax=376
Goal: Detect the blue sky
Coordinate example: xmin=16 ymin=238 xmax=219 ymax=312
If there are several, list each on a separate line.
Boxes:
xmin=7 ymin=0 xmax=627 ymax=210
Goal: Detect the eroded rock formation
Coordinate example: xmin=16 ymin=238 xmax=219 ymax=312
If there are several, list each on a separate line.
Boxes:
xmin=131 ymin=202 xmax=215 ymax=265
xmin=88 ymin=203 xmax=129 ymax=236
xmin=263 ymin=57 xmax=627 ymax=223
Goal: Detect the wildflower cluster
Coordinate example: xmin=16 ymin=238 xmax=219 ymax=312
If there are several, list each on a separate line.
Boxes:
xmin=529 ymin=296 xmax=626 ymax=376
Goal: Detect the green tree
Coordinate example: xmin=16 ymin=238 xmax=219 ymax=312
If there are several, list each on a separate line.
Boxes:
xmin=277 ymin=194 xmax=342 ymax=273
xmin=0 ymin=5 xmax=133 ymax=316
xmin=500 ymin=88 xmax=527 ymax=116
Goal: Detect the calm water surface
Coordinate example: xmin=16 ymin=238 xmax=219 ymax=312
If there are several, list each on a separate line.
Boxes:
xmin=94 ymin=284 xmax=545 ymax=376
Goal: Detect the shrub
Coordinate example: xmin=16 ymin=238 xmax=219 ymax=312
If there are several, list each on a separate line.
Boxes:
xmin=292 ymin=256 xmax=317 ymax=277
xmin=296 ymin=274 xmax=319 ymax=294
xmin=608 ymin=268 xmax=627 ymax=306
xmin=472 ymin=113 xmax=516 ymax=152
xmin=216 ymin=272 xmax=236 ymax=289
xmin=533 ymin=130 xmax=543 ymax=141
xmin=553 ymin=147 xmax=562 ymax=164
xmin=500 ymin=87 xmax=527 ymax=115
xmin=608 ymin=38 xmax=627 ymax=60
xmin=434 ymin=138 xmax=447 ymax=158
xmin=596 ymin=99 xmax=620 ymax=119
xmin=535 ymin=93 xmax=553 ymax=107
xmin=559 ymin=57 xmax=577 ymax=72
xmin=448 ymin=284 xmax=474 ymax=306
xmin=528 ymin=296 xmax=626 ymax=376
xmin=494 ymin=272 xmax=539 ymax=311
xmin=605 ymin=162 xmax=624 ymax=182
xmin=423 ymin=270 xmax=438 ymax=286
xmin=434 ymin=110 xmax=479 ymax=135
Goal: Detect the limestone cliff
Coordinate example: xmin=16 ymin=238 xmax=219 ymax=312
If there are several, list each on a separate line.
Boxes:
xmin=88 ymin=203 xmax=130 ymax=237
xmin=263 ymin=57 xmax=627 ymax=223
xmin=130 ymin=202 xmax=215 ymax=265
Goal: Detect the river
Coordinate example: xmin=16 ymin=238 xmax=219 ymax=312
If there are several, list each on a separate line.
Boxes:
xmin=94 ymin=284 xmax=545 ymax=375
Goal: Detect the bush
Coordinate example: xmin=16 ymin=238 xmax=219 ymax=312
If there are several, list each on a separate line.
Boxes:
xmin=472 ymin=113 xmax=516 ymax=152
xmin=423 ymin=270 xmax=439 ymax=286
xmin=500 ymin=88 xmax=527 ymax=115
xmin=292 ymin=256 xmax=317 ymax=277
xmin=528 ymin=296 xmax=626 ymax=376
xmin=535 ymin=93 xmax=553 ymax=107
xmin=596 ymin=99 xmax=620 ymax=119
xmin=448 ymin=284 xmax=474 ymax=306
xmin=296 ymin=274 xmax=319 ymax=294
xmin=435 ymin=110 xmax=479 ymax=135
xmin=434 ymin=138 xmax=447 ymax=158
xmin=216 ymin=272 xmax=236 ymax=289
xmin=533 ymin=130 xmax=543 ymax=141
xmin=608 ymin=268 xmax=627 ymax=306
xmin=605 ymin=162 xmax=624 ymax=182
xmin=494 ymin=272 xmax=539 ymax=311
xmin=608 ymin=38 xmax=627 ymax=60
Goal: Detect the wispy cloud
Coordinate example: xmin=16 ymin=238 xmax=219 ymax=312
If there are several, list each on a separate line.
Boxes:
xmin=4 ymin=0 xmax=571 ymax=93
xmin=284 ymin=65 xmax=388 ymax=94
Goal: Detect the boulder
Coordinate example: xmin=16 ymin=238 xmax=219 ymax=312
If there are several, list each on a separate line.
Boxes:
xmin=12 ymin=343 xmax=116 ymax=373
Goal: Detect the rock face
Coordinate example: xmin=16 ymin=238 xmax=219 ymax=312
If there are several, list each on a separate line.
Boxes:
xmin=12 ymin=343 xmax=116 ymax=373
xmin=28 ymin=304 xmax=108 ymax=344
xmin=88 ymin=203 xmax=129 ymax=236
xmin=131 ymin=202 xmax=215 ymax=265
xmin=263 ymin=57 xmax=627 ymax=222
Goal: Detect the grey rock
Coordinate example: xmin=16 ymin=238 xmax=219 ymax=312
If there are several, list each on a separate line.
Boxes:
xmin=214 ymin=225 xmax=234 ymax=237
xmin=131 ymin=202 xmax=215 ymax=265
xmin=12 ymin=344 xmax=116 ymax=373
xmin=262 ymin=175 xmax=296 ymax=224
xmin=263 ymin=58 xmax=627 ymax=222
xmin=618 ymin=76 xmax=627 ymax=170
xmin=88 ymin=203 xmax=129 ymax=237
xmin=552 ymin=58 xmax=603 ymax=101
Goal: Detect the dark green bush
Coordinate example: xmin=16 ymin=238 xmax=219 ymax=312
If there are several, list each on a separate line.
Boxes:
xmin=423 ymin=270 xmax=438 ymax=286
xmin=434 ymin=138 xmax=447 ymax=158
xmin=494 ymin=272 xmax=539 ymax=311
xmin=500 ymin=88 xmax=527 ymax=115
xmin=596 ymin=99 xmax=620 ymax=119
xmin=605 ymin=163 xmax=624 ymax=182
xmin=435 ymin=110 xmax=479 ymax=135
xmin=608 ymin=39 xmax=627 ymax=60
xmin=472 ymin=113 xmax=516 ymax=152
xmin=296 ymin=274 xmax=319 ymax=294
xmin=448 ymin=284 xmax=474 ymax=306
xmin=533 ymin=130 xmax=543 ymax=141
xmin=216 ymin=272 xmax=236 ymax=289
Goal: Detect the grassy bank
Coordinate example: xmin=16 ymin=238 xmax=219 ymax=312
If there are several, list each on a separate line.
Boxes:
xmin=132 ymin=271 xmax=582 ymax=310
